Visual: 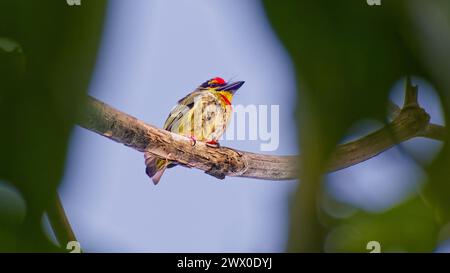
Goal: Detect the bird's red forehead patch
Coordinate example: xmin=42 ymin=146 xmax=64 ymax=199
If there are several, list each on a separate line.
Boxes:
xmin=211 ymin=77 xmax=226 ymax=85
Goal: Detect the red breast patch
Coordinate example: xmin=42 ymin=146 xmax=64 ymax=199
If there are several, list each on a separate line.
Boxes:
xmin=219 ymin=93 xmax=232 ymax=106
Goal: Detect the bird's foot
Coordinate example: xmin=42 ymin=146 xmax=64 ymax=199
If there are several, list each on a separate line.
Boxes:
xmin=206 ymin=140 xmax=220 ymax=148
xmin=187 ymin=135 xmax=197 ymax=146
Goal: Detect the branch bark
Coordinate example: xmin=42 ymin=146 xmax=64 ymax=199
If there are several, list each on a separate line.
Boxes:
xmin=46 ymin=193 xmax=78 ymax=248
xmin=77 ymin=95 xmax=445 ymax=181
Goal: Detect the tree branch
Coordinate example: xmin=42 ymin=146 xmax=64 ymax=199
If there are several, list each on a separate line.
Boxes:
xmin=327 ymin=105 xmax=430 ymax=172
xmin=419 ymin=124 xmax=446 ymax=141
xmin=77 ymin=92 xmax=444 ymax=180
xmin=46 ymin=193 xmax=78 ymax=247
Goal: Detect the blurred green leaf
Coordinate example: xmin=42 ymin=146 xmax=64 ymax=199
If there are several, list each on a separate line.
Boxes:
xmin=263 ymin=0 xmax=450 ymax=252
xmin=403 ymin=0 xmax=450 ymax=225
xmin=325 ymin=197 xmax=439 ymax=252
xmin=0 ymin=0 xmax=106 ymax=251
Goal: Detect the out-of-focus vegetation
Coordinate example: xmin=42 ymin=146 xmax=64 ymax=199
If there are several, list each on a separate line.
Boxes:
xmin=263 ymin=0 xmax=450 ymax=252
xmin=0 ymin=0 xmax=105 ymax=251
xmin=1 ymin=0 xmax=450 ymax=253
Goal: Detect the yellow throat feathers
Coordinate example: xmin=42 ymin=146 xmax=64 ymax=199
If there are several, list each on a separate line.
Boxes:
xmin=217 ymin=91 xmax=232 ymax=106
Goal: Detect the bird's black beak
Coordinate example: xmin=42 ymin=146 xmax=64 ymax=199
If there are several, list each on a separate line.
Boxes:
xmin=216 ymin=81 xmax=245 ymax=94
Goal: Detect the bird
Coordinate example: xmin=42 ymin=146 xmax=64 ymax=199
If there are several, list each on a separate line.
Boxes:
xmin=144 ymin=77 xmax=245 ymax=185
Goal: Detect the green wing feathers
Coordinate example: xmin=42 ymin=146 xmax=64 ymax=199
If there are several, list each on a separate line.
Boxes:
xmin=163 ymin=90 xmax=228 ymax=140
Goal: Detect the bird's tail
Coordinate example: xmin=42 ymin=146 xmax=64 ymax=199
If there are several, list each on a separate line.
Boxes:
xmin=144 ymin=153 xmax=169 ymax=185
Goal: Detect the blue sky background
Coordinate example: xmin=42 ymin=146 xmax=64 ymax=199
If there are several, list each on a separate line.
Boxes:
xmin=56 ymin=0 xmax=446 ymax=252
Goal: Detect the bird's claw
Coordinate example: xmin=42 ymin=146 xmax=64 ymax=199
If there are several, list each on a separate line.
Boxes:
xmin=206 ymin=140 xmax=220 ymax=148
xmin=188 ymin=135 xmax=197 ymax=146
